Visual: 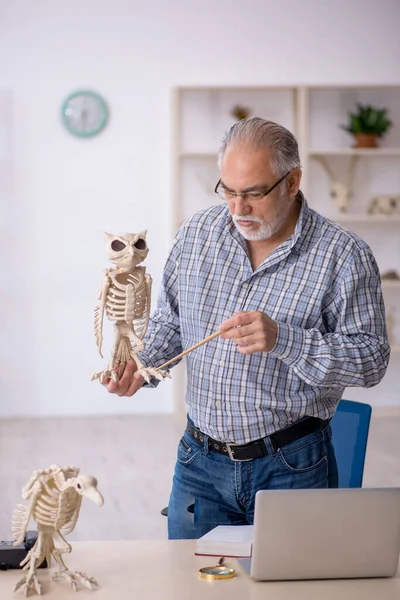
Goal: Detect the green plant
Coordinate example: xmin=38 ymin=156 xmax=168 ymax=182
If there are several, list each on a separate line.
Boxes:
xmin=341 ymin=103 xmax=392 ymax=137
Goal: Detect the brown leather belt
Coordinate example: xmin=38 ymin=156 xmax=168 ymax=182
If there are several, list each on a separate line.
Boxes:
xmin=186 ymin=416 xmax=330 ymax=462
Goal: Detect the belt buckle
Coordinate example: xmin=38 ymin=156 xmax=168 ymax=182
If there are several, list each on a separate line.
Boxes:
xmin=226 ymin=443 xmax=252 ymax=462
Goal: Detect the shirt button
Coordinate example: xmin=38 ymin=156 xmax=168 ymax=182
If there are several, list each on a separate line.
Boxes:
xmin=220 ymin=360 xmax=225 ymax=366
xmin=216 ymin=401 xmax=221 ymax=408
xmin=243 ymin=282 xmax=249 ymax=288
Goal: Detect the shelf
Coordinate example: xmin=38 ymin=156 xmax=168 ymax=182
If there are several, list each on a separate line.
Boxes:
xmin=381 ymin=280 xmax=400 ymax=289
xmin=330 ymin=214 xmax=400 ymax=224
xmin=309 ymin=148 xmax=400 ymax=157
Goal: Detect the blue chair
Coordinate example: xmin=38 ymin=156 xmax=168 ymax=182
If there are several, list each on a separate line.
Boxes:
xmin=330 ymin=399 xmax=372 ymax=488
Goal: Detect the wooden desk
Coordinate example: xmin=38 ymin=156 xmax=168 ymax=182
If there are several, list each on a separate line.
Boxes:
xmin=1 ymin=540 xmax=400 ymax=600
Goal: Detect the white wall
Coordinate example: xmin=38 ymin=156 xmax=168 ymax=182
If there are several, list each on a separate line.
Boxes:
xmin=0 ymin=0 xmax=399 ymax=417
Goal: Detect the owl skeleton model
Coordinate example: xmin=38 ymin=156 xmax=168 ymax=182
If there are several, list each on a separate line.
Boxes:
xmin=12 ymin=465 xmax=103 ymax=596
xmin=91 ymin=232 xmax=169 ymax=384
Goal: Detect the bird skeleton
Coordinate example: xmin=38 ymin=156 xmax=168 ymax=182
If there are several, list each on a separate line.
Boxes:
xmin=12 ymin=464 xmax=104 ymax=596
xmin=91 ymin=231 xmax=170 ymax=384
xmin=315 ymin=155 xmax=358 ymax=212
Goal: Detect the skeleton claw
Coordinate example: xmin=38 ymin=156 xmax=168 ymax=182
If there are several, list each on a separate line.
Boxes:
xmin=14 ymin=573 xmax=42 ymax=596
xmin=137 ymin=367 xmax=170 ymax=383
xmin=90 ymin=370 xmax=111 ymax=383
xmin=100 ymin=370 xmax=112 ymax=383
xmin=137 ymin=368 xmax=151 ymax=383
xmin=155 ymin=368 xmax=171 ymax=381
xmin=91 ymin=368 xmax=117 ymax=383
xmin=53 ymin=569 xmax=98 ymax=592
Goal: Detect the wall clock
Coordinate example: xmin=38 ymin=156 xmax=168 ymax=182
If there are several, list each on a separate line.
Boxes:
xmin=61 ymin=90 xmax=109 ymax=137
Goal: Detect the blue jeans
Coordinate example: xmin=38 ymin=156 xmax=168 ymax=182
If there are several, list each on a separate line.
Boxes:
xmin=168 ymin=418 xmax=338 ymax=539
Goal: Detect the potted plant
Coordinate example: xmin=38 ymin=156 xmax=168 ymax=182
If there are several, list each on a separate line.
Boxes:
xmin=340 ymin=103 xmax=392 ymax=148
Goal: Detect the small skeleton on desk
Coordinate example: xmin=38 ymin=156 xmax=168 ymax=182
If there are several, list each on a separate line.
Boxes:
xmin=12 ymin=464 xmax=103 ymax=596
xmin=91 ymin=232 xmax=170 ymax=384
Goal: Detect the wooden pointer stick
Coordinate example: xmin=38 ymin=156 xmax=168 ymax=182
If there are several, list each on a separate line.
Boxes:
xmin=156 ymin=330 xmax=223 ymax=370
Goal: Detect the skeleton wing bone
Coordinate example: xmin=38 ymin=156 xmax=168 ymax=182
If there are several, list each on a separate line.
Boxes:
xmin=12 ymin=483 xmax=42 ymax=546
xmin=143 ymin=273 xmax=152 ymax=336
xmin=94 ymin=271 xmax=111 ymax=357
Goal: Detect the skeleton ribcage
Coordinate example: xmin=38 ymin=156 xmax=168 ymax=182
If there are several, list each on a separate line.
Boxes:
xmin=106 ymin=271 xmax=149 ymax=340
xmin=32 ymin=488 xmax=75 ymax=530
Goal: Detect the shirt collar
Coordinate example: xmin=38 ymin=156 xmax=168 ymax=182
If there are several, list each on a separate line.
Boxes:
xmin=289 ymin=190 xmax=309 ymax=250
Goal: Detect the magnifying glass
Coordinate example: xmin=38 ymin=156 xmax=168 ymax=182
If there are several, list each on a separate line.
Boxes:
xmin=198 ymin=557 xmax=236 ymax=580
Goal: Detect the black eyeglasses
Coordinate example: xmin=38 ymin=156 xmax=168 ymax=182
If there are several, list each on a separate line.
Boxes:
xmin=214 ymin=171 xmax=291 ymax=204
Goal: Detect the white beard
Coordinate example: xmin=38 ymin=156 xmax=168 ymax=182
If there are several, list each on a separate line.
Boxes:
xmin=232 ymin=212 xmax=288 ymax=241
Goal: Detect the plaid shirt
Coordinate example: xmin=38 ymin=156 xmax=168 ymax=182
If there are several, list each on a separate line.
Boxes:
xmin=140 ymin=193 xmax=390 ymax=444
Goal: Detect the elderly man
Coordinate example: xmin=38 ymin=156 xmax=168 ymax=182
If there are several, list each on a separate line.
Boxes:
xmin=104 ymin=118 xmax=390 ymax=539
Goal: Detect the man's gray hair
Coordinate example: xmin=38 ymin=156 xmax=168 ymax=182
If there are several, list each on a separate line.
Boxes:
xmin=217 ymin=117 xmax=301 ymax=177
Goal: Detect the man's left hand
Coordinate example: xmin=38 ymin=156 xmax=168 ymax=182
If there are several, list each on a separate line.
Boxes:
xmin=219 ymin=311 xmax=278 ymax=354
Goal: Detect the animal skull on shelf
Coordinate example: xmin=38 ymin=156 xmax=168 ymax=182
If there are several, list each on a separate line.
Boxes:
xmin=316 ymin=156 xmax=358 ymax=213
xmin=12 ymin=465 xmax=103 ymax=596
xmin=91 ymin=232 xmax=170 ymax=384
xmin=368 ymin=195 xmax=400 ymax=215
xmin=328 ymin=180 xmax=351 ymax=212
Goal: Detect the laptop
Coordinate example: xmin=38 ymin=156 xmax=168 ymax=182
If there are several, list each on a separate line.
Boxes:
xmin=239 ymin=488 xmax=400 ymax=580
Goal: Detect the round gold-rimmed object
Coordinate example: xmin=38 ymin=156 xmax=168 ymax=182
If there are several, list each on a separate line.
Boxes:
xmin=198 ymin=557 xmax=236 ymax=580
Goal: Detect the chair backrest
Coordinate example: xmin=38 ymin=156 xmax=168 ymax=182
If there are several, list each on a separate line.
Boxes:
xmin=330 ymin=399 xmax=372 ymax=488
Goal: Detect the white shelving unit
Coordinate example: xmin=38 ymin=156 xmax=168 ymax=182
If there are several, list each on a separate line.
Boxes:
xmin=171 ymin=85 xmax=400 ymax=409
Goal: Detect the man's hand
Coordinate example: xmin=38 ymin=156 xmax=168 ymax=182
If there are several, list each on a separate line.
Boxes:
xmin=102 ymin=359 xmax=145 ymax=397
xmin=219 ymin=311 xmax=278 ymax=354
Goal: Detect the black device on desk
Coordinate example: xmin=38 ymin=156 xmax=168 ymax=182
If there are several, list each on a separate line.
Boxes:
xmin=0 ymin=531 xmax=47 ymax=570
